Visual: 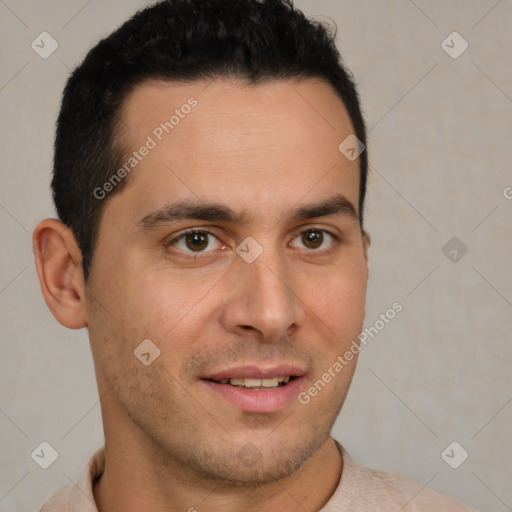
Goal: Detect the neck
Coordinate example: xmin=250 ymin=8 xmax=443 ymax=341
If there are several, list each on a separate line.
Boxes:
xmin=93 ymin=434 xmax=343 ymax=512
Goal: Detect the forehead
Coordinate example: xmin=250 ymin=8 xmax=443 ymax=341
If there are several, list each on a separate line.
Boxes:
xmin=119 ymin=76 xmax=354 ymax=151
xmin=110 ymin=77 xmax=360 ymax=223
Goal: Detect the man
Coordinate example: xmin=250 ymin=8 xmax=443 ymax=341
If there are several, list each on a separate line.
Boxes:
xmin=33 ymin=0 xmax=476 ymax=510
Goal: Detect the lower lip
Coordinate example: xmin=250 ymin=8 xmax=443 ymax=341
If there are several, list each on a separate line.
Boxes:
xmin=202 ymin=377 xmax=305 ymax=413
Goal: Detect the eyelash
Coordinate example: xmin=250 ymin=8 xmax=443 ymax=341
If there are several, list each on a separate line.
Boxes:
xmin=165 ymin=227 xmax=341 ymax=257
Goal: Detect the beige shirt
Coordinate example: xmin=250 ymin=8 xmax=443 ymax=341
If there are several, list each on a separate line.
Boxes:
xmin=38 ymin=441 xmax=478 ymax=511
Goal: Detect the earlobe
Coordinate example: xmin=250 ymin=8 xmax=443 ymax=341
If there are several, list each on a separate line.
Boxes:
xmin=32 ymin=219 xmax=88 ymax=329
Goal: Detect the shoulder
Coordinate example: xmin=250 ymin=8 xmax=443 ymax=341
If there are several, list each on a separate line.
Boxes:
xmin=359 ymin=465 xmax=477 ymax=511
xmin=327 ymin=442 xmax=478 ymax=511
xmin=37 ymin=484 xmax=72 ymax=512
xmin=37 ymin=446 xmax=105 ymax=512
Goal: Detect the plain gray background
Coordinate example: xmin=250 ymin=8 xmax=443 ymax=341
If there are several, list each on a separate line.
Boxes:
xmin=1 ymin=0 xmax=511 ymax=510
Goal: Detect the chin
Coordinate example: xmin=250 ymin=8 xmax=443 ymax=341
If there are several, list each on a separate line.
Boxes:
xmin=186 ymin=431 xmax=326 ymax=487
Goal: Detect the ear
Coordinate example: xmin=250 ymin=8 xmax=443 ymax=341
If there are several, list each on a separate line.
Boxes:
xmin=362 ymin=229 xmax=371 ymax=266
xmin=361 ymin=229 xmax=371 ymax=283
xmin=32 ymin=218 xmax=87 ymax=329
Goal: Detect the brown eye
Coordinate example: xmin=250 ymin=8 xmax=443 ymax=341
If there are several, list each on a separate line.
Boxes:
xmin=184 ymin=231 xmax=209 ymax=251
xmin=171 ymin=230 xmax=222 ymax=253
xmin=302 ymin=229 xmax=324 ymax=249
xmin=291 ymin=228 xmax=337 ymax=251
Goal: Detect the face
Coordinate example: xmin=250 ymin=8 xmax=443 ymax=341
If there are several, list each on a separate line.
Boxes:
xmin=84 ymin=77 xmax=369 ymax=485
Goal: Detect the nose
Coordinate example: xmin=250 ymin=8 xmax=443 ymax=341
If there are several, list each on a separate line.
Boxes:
xmin=219 ymin=248 xmax=305 ymax=342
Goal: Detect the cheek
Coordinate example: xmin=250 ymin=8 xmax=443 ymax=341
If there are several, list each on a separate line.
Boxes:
xmin=300 ymin=260 xmax=367 ymax=332
xmin=321 ymin=286 xmax=365 ymax=343
xmin=86 ymin=271 xmax=198 ymax=382
xmin=121 ymin=269 xmax=218 ymax=341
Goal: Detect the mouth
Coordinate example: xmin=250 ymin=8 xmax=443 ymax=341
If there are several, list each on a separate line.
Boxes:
xmin=206 ymin=375 xmax=297 ymax=389
xmin=200 ymin=365 xmax=306 ymax=413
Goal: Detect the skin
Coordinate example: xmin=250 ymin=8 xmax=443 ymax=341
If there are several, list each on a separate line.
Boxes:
xmin=33 ymin=77 xmax=370 ymax=512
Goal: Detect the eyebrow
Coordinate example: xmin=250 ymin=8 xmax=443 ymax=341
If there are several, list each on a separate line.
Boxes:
xmin=137 ymin=193 xmax=358 ymax=230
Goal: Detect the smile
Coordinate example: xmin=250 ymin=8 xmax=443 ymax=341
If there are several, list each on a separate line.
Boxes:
xmin=215 ymin=376 xmax=293 ymax=388
xmin=201 ymin=366 xmax=306 ymax=413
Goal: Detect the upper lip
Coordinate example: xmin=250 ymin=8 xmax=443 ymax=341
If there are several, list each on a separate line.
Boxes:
xmin=202 ymin=364 xmax=307 ymax=381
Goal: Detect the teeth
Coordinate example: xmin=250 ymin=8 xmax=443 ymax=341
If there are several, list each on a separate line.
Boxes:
xmin=261 ymin=377 xmax=279 ymax=388
xmin=218 ymin=376 xmax=292 ymax=388
xmin=244 ymin=378 xmax=262 ymax=387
